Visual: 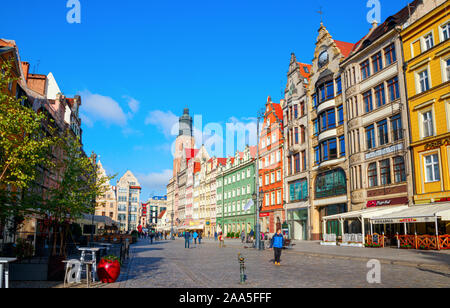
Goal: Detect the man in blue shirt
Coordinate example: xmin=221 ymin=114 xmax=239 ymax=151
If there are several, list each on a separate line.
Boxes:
xmin=269 ymin=229 xmax=285 ymax=266
xmin=193 ymin=231 xmax=198 ymax=247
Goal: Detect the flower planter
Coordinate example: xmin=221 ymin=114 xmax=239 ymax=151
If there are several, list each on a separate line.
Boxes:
xmin=97 ymin=258 xmax=121 ymax=283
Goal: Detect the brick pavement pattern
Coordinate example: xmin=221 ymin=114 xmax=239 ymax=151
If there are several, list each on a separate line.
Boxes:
xmin=108 ymin=239 xmax=449 ymax=288
xmin=12 ymin=238 xmax=449 ymax=288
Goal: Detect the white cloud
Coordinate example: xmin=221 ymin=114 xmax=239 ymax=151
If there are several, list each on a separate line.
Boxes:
xmin=136 ymin=169 xmax=172 ymax=194
xmin=124 ymin=96 xmax=140 ymax=114
xmin=78 ymin=90 xmax=128 ymax=126
xmin=145 ymin=110 xmax=179 ymax=138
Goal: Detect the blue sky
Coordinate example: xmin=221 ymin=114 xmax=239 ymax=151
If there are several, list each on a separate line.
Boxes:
xmin=1 ymin=0 xmax=409 ymax=200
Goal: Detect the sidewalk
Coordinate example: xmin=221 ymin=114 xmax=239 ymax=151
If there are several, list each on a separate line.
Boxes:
xmin=201 ymin=238 xmax=450 ymax=269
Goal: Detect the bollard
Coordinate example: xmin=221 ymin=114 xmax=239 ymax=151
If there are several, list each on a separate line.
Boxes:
xmin=237 ymin=253 xmax=246 ymax=284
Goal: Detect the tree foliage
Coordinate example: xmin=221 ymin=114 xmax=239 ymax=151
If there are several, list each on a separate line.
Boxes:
xmin=0 ymin=59 xmax=57 ymax=222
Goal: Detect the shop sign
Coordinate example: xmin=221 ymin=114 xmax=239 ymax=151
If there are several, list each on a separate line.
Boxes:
xmin=366 ymin=197 xmax=408 ymax=208
xmin=372 ymin=216 xmax=434 ymax=224
xmin=259 ymin=213 xmax=270 ymax=218
xmin=424 ymin=137 xmax=450 ymax=150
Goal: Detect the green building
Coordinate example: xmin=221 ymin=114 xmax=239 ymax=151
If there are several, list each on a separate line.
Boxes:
xmin=216 ymin=146 xmax=257 ymax=236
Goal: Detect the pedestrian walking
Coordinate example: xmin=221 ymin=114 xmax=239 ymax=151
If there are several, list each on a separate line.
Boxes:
xmin=214 ymin=231 xmax=218 ymax=241
xmin=150 ymin=232 xmax=154 ymax=244
xmin=218 ymin=232 xmax=225 ymax=248
xmin=184 ymin=231 xmax=190 ymax=248
xmin=198 ymin=232 xmax=202 ymax=246
xmin=193 ymin=231 xmax=198 ymax=247
xmin=269 ymin=229 xmax=285 ymax=266
xmin=241 ymin=230 xmax=245 ymax=243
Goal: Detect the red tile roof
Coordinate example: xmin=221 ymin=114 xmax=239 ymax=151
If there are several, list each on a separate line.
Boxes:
xmin=333 ymin=40 xmax=355 ymax=58
xmin=297 ymin=62 xmax=312 ymax=81
xmin=217 ymin=158 xmax=227 ymax=166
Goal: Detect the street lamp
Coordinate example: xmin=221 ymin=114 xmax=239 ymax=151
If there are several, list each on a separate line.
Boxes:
xmin=254 ymin=107 xmax=266 ymax=251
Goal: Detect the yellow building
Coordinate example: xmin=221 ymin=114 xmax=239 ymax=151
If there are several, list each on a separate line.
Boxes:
xmin=401 ymin=0 xmax=449 ymax=207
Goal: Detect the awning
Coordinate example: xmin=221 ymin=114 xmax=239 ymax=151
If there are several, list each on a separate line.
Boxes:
xmin=183 ymin=225 xmax=204 ymax=230
xmin=322 ymin=205 xmax=409 ymax=221
xmin=370 ymin=203 xmax=450 ymax=224
xmin=79 ymin=214 xmax=119 ymax=227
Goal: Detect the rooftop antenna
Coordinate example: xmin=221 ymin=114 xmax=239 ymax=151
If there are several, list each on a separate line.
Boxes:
xmin=32 ymin=60 xmax=40 ymax=74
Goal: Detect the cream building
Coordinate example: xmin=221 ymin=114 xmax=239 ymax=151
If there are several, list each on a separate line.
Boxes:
xmin=94 ymin=161 xmax=118 ymax=221
xmin=116 ymin=171 xmax=141 ymax=232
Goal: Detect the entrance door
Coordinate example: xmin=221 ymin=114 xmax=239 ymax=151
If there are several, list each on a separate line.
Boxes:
xmin=294 ymin=221 xmax=303 ymax=240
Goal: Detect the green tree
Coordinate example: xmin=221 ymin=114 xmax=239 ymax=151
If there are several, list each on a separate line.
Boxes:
xmin=0 ymin=59 xmax=57 ymax=236
xmin=43 ymin=132 xmax=114 ymax=256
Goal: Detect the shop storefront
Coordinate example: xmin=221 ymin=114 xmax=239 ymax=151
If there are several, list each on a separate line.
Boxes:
xmin=287 ymin=208 xmax=308 ymax=240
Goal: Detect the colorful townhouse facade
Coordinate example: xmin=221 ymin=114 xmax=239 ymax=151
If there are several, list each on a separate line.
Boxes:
xmin=282 ymin=54 xmax=312 ymax=240
xmin=338 ymin=2 xmax=417 ymax=236
xmin=401 ymin=0 xmax=449 ymax=211
xmin=308 ymin=24 xmax=354 ymax=240
xmin=216 ymin=146 xmax=257 ymax=236
xmin=259 ymin=97 xmax=284 ymax=234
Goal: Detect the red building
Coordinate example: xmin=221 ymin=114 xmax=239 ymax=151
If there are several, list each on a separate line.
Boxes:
xmin=258 ymin=96 xmax=284 ymax=234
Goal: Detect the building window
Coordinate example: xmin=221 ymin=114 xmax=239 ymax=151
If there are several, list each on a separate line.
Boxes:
xmin=319 ymin=108 xmax=336 ymax=132
xmin=314 ymin=146 xmax=320 ymax=165
xmin=301 ymin=126 xmax=306 ymax=144
xmin=366 ymin=125 xmax=375 ymax=150
xmin=336 ymin=76 xmax=342 ymax=95
xmin=326 ymin=81 xmax=334 ymax=100
xmin=374 ymin=83 xmax=386 ymax=107
xmin=387 ymin=76 xmax=399 ymax=102
xmin=294 ymin=153 xmax=300 ymax=173
xmin=377 ymin=119 xmax=389 ymax=146
xmin=301 ymin=151 xmax=306 ymax=171
xmin=442 ymin=22 xmax=450 ymax=41
xmin=372 ymin=52 xmax=383 ymax=73
xmin=391 ymin=114 xmax=403 ymax=141
xmin=315 ymin=169 xmax=347 ymax=198
xmin=294 ymin=104 xmax=298 ymax=119
xmin=380 ymin=159 xmax=391 ymax=185
xmin=423 ymin=33 xmax=434 ymax=51
xmin=337 ymin=105 xmax=344 ymax=125
xmin=289 ymin=179 xmax=308 ymax=202
xmin=424 ymin=154 xmax=440 ymax=182
xmin=418 ymin=69 xmax=430 ymax=93
xmin=393 ymin=156 xmax=406 ymax=183
xmin=312 ymin=94 xmax=317 ymax=108
xmin=368 ymin=163 xmax=378 ymax=187
xmin=361 ymin=59 xmax=371 ymax=80
xmin=313 ymin=119 xmax=319 ymax=135
xmin=363 ymin=90 xmax=373 ymax=113
xmin=422 ymin=110 xmax=434 ymax=138
xmin=339 ymin=135 xmax=345 ymax=157
xmin=384 ymin=44 xmax=396 ymax=66
xmin=295 ymin=127 xmax=299 ymax=144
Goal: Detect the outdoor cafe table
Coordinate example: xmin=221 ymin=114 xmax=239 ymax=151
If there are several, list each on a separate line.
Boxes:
xmin=77 ymin=247 xmax=102 ymax=282
xmin=0 ymin=258 xmax=17 ymax=288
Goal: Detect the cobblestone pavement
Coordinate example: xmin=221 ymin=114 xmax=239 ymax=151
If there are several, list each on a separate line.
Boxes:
xmin=108 ymin=239 xmax=449 ymax=288
xmin=12 ymin=238 xmax=449 ymax=288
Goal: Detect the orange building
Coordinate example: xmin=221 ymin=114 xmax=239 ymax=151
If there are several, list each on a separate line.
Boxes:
xmin=258 ymin=96 xmax=285 ymax=234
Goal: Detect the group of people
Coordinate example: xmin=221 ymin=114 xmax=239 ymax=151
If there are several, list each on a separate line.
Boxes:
xmin=176 ymin=228 xmax=286 ymax=266
xmin=140 ymin=231 xmax=170 ymax=244
xmin=183 ymin=230 xmax=203 ymax=248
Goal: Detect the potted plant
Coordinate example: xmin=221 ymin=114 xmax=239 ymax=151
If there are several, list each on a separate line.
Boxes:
xmin=97 ymin=255 xmax=121 ymax=283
